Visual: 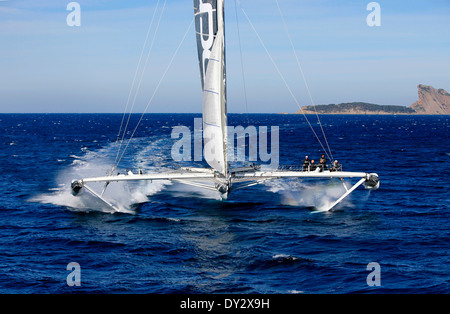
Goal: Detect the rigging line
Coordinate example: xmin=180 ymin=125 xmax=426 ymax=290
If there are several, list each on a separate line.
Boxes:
xmin=114 ymin=0 xmax=167 ymax=169
xmin=113 ymin=0 xmax=161 ymax=170
xmin=274 ymin=0 xmax=334 ymax=162
xmin=114 ymin=0 xmax=167 ymax=171
xmin=233 ymin=0 xmax=250 ymax=121
xmin=115 ymin=17 xmax=195 ymax=168
xmin=115 ymin=0 xmax=161 ymax=146
xmin=238 ymin=4 xmax=331 ymax=161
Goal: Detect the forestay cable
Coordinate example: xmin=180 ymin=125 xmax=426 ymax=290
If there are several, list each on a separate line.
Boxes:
xmin=233 ymin=0 xmax=250 ymax=118
xmin=114 ymin=0 xmax=168 ymax=172
xmin=115 ymin=18 xmax=195 ymax=168
xmin=114 ymin=0 xmax=162 ymax=167
xmin=237 ymin=2 xmax=332 ymax=161
xmin=274 ymin=0 xmax=334 ymax=162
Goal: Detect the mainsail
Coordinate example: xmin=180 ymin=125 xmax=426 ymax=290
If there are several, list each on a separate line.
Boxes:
xmin=194 ymin=0 xmax=228 ymax=176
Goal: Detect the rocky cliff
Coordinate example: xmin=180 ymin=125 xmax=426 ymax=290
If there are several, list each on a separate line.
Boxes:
xmin=296 ymin=102 xmax=415 ymax=115
xmin=291 ymin=84 xmax=450 ymax=115
xmin=410 ymin=84 xmax=450 ymax=114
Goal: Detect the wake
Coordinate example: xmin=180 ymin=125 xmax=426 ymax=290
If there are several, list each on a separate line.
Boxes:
xmin=31 ymin=139 xmax=170 ymax=214
xmin=31 ymin=137 xmax=226 ymax=213
xmin=265 ymin=179 xmax=356 ymax=212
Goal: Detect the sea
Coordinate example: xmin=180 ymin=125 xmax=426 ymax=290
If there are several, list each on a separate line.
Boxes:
xmin=0 ymin=113 xmax=449 ymax=294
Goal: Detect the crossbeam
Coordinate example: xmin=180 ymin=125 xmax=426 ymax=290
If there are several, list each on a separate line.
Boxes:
xmin=71 ymin=168 xmax=378 ymax=212
xmin=80 ymin=171 xmax=215 ymax=184
xmin=233 ymin=170 xmax=367 ymax=179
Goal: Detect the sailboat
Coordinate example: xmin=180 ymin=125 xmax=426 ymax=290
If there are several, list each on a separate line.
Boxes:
xmin=71 ymin=0 xmax=380 ymax=211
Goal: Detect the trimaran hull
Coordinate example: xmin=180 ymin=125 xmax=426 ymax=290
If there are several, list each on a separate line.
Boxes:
xmin=70 ymin=0 xmax=380 ymax=212
xmin=71 ymin=167 xmax=379 ymax=212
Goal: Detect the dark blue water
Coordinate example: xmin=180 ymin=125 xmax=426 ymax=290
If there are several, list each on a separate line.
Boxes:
xmin=0 ymin=113 xmax=449 ymax=294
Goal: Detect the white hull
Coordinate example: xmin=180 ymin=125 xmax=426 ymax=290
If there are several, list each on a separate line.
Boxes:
xmin=71 ymin=167 xmax=379 ymax=212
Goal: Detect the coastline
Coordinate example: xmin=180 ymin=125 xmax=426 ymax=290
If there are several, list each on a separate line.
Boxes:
xmin=280 ymin=111 xmax=448 ymax=115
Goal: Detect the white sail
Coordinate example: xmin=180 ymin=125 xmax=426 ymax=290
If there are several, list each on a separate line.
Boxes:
xmin=194 ymin=0 xmax=228 ymax=176
xmin=202 ymin=27 xmax=227 ymax=175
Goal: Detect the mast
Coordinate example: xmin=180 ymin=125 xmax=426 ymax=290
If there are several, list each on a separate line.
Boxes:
xmin=218 ymin=0 xmax=228 ymax=176
xmin=194 ymin=0 xmax=228 ymax=176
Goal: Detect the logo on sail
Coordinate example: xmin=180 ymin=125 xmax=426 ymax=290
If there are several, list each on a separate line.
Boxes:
xmin=194 ymin=0 xmax=218 ymax=88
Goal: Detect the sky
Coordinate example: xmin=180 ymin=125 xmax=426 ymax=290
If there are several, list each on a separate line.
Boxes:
xmin=0 ymin=0 xmax=449 ymax=113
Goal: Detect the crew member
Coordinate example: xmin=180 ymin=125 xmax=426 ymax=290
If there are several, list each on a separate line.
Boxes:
xmin=302 ymin=156 xmax=311 ymax=171
xmin=331 ymin=160 xmax=340 ymax=172
xmin=310 ymin=159 xmax=317 ymax=171
xmin=319 ymin=154 xmax=327 ymax=171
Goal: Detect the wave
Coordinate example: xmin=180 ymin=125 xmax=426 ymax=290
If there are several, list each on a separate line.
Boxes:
xmin=247 ymin=254 xmax=315 ymax=271
xmin=31 ymin=137 xmax=171 ymax=214
xmin=264 ymin=178 xmax=356 ymax=211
